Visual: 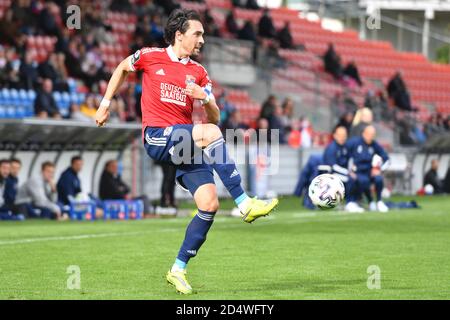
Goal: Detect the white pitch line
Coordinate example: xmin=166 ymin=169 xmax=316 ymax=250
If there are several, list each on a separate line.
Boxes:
xmin=0 ymin=228 xmax=183 ymax=246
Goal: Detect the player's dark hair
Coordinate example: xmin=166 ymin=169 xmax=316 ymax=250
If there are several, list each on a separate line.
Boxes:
xmin=164 ymin=9 xmax=202 ymax=46
xmin=41 ymin=161 xmax=55 ymax=171
xmin=71 ymin=155 xmax=82 ymax=165
xmin=10 ymin=158 xmax=21 ymax=165
xmin=333 ymin=125 xmax=347 ymax=134
xmin=0 ymin=159 xmax=10 ymax=166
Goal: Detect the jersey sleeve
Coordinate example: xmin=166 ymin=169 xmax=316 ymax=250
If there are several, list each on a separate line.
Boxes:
xmin=129 ymin=48 xmax=150 ymax=72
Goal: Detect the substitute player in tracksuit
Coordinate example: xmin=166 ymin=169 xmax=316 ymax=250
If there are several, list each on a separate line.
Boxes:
xmin=95 ymin=9 xmax=278 ymax=294
xmin=346 ymin=125 xmax=390 ymax=212
xmin=322 ymin=125 xmax=361 ymax=212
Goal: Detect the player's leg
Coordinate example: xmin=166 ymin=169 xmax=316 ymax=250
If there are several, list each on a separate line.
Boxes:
xmin=192 ymin=123 xmax=278 ymax=223
xmin=166 ymin=170 xmax=217 ymax=294
xmin=372 ymin=175 xmax=389 ymax=212
xmin=345 ymin=175 xmax=365 ymax=212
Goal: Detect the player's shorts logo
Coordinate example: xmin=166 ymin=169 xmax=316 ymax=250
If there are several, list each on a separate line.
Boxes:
xmin=164 ymin=126 xmax=173 ymax=137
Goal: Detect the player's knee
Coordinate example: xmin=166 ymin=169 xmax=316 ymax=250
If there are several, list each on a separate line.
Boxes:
xmin=200 ymin=197 xmax=219 ymax=213
xmin=203 ymin=123 xmax=222 ymax=143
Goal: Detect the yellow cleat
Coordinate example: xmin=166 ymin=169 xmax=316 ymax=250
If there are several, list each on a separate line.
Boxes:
xmin=241 ymin=197 xmax=279 ymax=223
xmin=166 ymin=269 xmax=193 ymax=294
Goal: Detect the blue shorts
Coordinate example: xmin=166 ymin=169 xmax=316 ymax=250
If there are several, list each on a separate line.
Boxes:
xmin=143 ymin=125 xmax=215 ymax=194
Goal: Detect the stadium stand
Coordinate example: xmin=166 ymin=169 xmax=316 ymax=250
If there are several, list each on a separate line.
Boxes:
xmin=0 ymin=0 xmax=449 ymax=201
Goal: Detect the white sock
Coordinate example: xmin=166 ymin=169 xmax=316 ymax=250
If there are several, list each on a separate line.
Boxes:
xmin=237 ymin=197 xmax=251 ymax=213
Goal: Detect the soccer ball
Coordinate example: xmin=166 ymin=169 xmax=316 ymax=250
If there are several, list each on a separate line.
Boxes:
xmin=308 ymin=174 xmax=345 ymax=209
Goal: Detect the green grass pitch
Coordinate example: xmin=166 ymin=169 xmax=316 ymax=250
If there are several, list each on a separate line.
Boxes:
xmin=1 ymin=196 xmax=450 ymax=300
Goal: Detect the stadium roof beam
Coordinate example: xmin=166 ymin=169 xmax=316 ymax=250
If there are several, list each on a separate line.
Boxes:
xmin=359 ymin=0 xmax=450 ymax=12
xmin=0 ymin=119 xmax=141 ymax=152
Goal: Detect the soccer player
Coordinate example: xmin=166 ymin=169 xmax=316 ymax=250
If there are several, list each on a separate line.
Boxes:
xmin=346 ymin=125 xmax=390 ymax=212
xmin=322 ymin=126 xmax=360 ymax=212
xmin=95 ymin=9 xmax=278 ymax=294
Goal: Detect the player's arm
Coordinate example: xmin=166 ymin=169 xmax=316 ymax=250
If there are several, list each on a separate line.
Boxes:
xmin=373 ymin=142 xmax=390 ymax=171
xmin=185 ymin=83 xmax=220 ymax=124
xmin=95 ymin=56 xmax=134 ymax=127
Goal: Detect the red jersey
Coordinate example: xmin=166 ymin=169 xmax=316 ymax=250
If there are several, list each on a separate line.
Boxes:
xmin=130 ymin=46 xmax=212 ymax=129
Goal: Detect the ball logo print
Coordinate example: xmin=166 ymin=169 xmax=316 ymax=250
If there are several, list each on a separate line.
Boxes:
xmin=309 ymin=174 xmax=345 ymax=209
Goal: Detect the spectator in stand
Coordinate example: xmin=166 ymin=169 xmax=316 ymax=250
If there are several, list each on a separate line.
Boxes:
xmin=108 ymin=98 xmax=127 ymax=123
xmin=38 ymin=53 xmax=69 ymax=92
xmin=150 ymin=14 xmax=166 ymax=46
xmin=323 ymin=43 xmax=343 ymax=80
xmin=424 ymin=114 xmax=446 ymax=138
xmin=350 ymin=107 xmax=373 ymax=138
xmin=343 ymin=61 xmax=363 ymax=87
xmin=423 ymin=159 xmax=443 ymax=194
xmin=336 ymin=111 xmax=354 ymax=134
xmin=269 ymin=104 xmax=287 ymax=144
xmin=266 ymin=40 xmax=286 ymax=69
xmin=38 ymin=1 xmax=63 ymax=38
xmin=387 ymin=71 xmax=414 ymax=112
xmin=238 ymin=20 xmax=259 ymax=62
xmin=203 ymin=9 xmax=221 ymax=37
xmin=19 ymin=51 xmax=39 ymax=90
xmin=277 ymin=22 xmax=295 ymax=50
xmin=57 ymin=156 xmax=83 ymax=206
xmin=80 ymin=94 xmax=98 ymax=120
xmin=232 ymin=0 xmax=244 ymax=7
xmin=34 ymin=78 xmax=61 ymax=119
xmin=0 ymin=47 xmax=21 ymax=88
xmin=222 ymin=109 xmax=249 ymax=131
xmin=445 ymin=116 xmax=450 ymax=131
xmin=259 ymin=95 xmax=278 ymax=120
xmin=225 ymin=11 xmax=239 ymax=36
xmin=70 ymin=103 xmax=92 ymax=122
xmin=217 ymin=91 xmax=236 ymax=126
xmin=238 ymin=20 xmax=257 ymax=42
xmin=246 ymin=0 xmax=260 ymax=9
xmin=15 ymin=161 xmax=67 ymax=220
xmin=222 ymin=109 xmax=249 ymax=143
xmin=299 ymin=116 xmax=313 ymax=148
xmin=258 ymin=8 xmax=276 ymax=39
xmin=154 ymin=0 xmax=180 ymax=16
xmin=280 ymin=97 xmax=295 ymax=133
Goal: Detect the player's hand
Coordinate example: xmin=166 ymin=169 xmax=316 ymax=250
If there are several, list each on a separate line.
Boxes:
xmin=185 ymin=83 xmax=207 ymax=100
xmin=95 ymin=100 xmax=110 ymax=127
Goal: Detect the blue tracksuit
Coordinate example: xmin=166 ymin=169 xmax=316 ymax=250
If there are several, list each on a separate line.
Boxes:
xmin=3 ymin=175 xmax=18 ymax=210
xmin=323 ymin=140 xmax=354 ymax=202
xmin=294 ymin=154 xmax=329 ymax=209
xmin=57 ymin=168 xmax=81 ymax=205
xmin=346 ymin=136 xmax=389 ymax=202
